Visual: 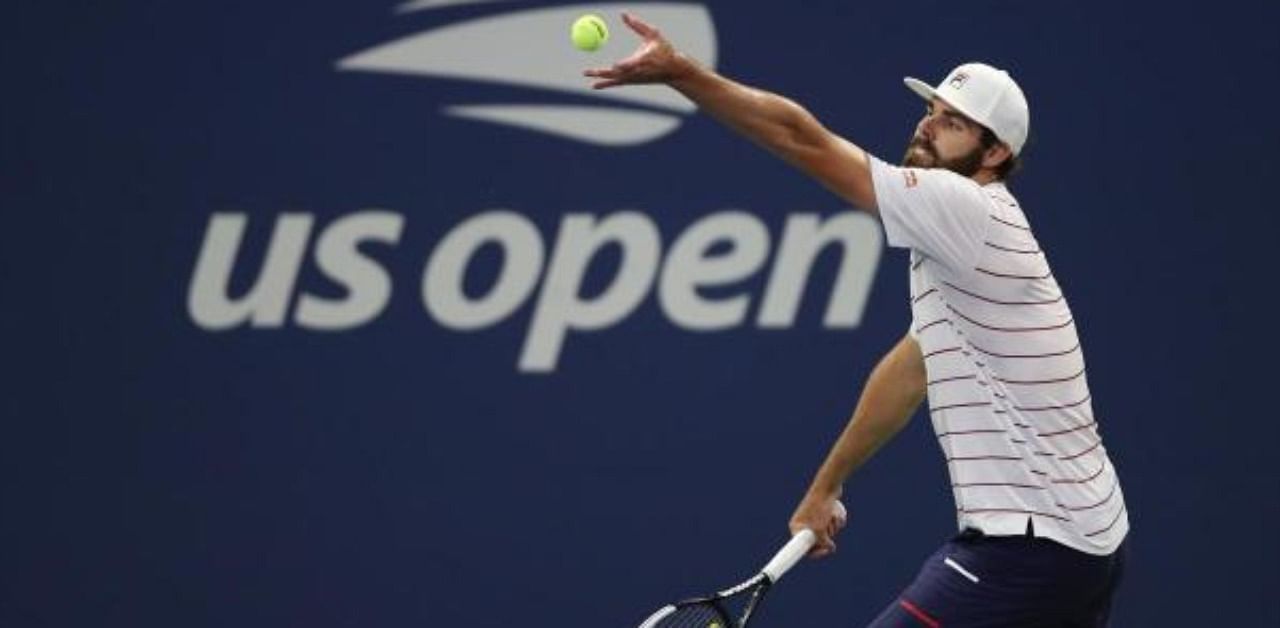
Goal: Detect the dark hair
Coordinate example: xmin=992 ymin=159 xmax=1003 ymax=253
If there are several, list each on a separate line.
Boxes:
xmin=980 ymin=127 xmax=1022 ymax=180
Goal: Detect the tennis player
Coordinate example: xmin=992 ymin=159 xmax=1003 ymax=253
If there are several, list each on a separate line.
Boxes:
xmin=586 ymin=13 xmax=1129 ymax=626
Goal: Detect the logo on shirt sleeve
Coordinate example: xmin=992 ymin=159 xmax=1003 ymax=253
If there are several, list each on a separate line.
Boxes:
xmin=903 ymin=169 xmax=919 ymax=188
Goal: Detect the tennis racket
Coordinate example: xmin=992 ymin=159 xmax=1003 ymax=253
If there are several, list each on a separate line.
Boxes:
xmin=635 ymin=528 xmax=817 ymax=628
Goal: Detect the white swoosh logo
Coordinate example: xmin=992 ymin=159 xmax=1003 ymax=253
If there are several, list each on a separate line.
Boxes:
xmin=336 ymin=2 xmax=717 ymax=144
xmin=396 ymin=0 xmax=514 ymax=13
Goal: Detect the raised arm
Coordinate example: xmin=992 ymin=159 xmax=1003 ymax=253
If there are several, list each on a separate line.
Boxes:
xmin=789 ymin=332 xmax=928 ymax=557
xmin=584 ymin=13 xmax=877 ymax=212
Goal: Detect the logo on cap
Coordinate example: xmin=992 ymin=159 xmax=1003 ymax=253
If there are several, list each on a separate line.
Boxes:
xmin=948 ymin=72 xmax=970 ymax=89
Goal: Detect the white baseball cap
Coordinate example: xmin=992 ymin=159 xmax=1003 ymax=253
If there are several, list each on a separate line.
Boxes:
xmin=904 ymin=63 xmax=1030 ymax=156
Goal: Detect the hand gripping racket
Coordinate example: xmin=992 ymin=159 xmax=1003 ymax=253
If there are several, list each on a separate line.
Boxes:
xmin=636 ymin=528 xmax=816 ymax=628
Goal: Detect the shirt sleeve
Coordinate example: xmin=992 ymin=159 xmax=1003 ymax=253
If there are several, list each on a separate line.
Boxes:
xmin=869 ymin=155 xmax=991 ymax=273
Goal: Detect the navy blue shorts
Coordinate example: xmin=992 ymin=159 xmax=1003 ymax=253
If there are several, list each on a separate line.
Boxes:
xmin=866 ymin=527 xmax=1127 ymax=627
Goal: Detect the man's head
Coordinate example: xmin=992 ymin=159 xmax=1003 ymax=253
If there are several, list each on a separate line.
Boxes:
xmin=899 ymin=63 xmax=1029 ymax=182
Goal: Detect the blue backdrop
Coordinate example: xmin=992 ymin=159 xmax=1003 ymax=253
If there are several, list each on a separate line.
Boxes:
xmin=4 ymin=0 xmax=1277 ymax=625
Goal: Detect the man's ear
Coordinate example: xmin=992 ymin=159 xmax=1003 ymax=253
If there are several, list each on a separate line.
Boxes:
xmin=982 ymin=142 xmax=1012 ymax=171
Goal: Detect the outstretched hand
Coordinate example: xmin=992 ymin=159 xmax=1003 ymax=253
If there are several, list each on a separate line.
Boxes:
xmin=582 ymin=13 xmax=691 ymax=89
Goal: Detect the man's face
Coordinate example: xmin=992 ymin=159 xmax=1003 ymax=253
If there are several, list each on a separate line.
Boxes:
xmin=902 ymin=98 xmax=987 ymax=176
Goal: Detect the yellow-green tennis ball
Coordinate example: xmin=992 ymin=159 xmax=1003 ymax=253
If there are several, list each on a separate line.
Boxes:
xmin=571 ymin=14 xmax=608 ymax=51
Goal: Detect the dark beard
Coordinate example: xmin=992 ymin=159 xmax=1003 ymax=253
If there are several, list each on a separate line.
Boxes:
xmin=901 ymin=137 xmax=985 ymax=177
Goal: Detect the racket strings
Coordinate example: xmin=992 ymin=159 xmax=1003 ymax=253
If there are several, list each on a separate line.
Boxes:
xmin=650 ymin=602 xmax=732 ymax=627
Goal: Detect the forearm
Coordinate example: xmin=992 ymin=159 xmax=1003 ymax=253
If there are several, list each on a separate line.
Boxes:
xmin=667 ymin=55 xmax=874 ymax=209
xmin=669 ymin=55 xmax=831 ymax=169
xmin=585 ymin=18 xmax=874 ymax=208
xmin=804 ymin=335 xmax=927 ymax=500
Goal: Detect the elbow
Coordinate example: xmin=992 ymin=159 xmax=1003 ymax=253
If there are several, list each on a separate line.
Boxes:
xmin=778 ymin=98 xmax=828 ymax=151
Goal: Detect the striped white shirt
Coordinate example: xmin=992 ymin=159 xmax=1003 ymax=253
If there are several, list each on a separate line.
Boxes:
xmin=870 ymin=156 xmax=1128 ymax=556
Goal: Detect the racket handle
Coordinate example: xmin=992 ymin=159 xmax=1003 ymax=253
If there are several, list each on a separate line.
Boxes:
xmin=761 ymin=528 xmax=816 ymax=583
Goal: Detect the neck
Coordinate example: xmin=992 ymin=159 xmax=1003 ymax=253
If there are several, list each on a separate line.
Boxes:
xmin=972 ymin=169 xmax=1000 ymax=186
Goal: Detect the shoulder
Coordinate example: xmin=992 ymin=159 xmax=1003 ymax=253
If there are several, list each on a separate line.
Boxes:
xmin=870 ymin=158 xmax=991 ymax=213
xmin=983 ymin=182 xmax=1022 ymax=211
xmin=981 ymin=183 xmax=1033 ymax=229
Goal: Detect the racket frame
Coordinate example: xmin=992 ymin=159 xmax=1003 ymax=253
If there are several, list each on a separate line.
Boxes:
xmin=636 ymin=529 xmax=815 ymax=627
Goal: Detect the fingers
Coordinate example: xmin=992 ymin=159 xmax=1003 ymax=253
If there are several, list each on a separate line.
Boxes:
xmin=621 ymin=12 xmax=660 ymax=39
xmin=810 ymin=499 xmax=848 ymax=559
xmin=581 ymin=16 xmax=665 ymax=90
xmin=614 ymin=54 xmax=645 ymax=72
xmin=583 ymin=65 xmax=625 ymax=80
xmin=582 ymin=56 xmax=647 ymax=89
xmin=790 ymin=496 xmax=849 ymax=560
xmin=809 ymin=533 xmax=837 ymax=558
xmin=582 ymin=67 xmax=625 ymax=90
xmin=831 ymin=499 xmax=848 ymax=533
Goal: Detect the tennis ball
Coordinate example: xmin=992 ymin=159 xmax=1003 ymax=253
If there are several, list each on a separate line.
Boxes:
xmin=571 ymin=14 xmax=608 ymax=52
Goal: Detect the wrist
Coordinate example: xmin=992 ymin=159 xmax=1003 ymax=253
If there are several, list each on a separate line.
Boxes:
xmin=805 ymin=482 xmax=844 ymax=503
xmin=667 ymin=52 xmax=703 ymax=87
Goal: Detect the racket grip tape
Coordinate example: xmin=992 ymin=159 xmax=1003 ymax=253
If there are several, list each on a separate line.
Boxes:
xmin=760 ymin=529 xmax=816 ymax=583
